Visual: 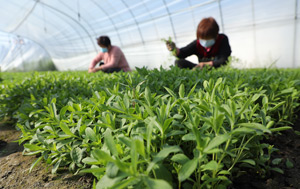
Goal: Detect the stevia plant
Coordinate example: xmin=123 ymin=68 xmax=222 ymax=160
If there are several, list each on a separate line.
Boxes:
xmin=0 ymin=67 xmax=299 ymax=188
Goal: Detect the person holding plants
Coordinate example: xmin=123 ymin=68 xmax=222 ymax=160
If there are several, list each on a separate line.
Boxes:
xmin=88 ymin=36 xmax=131 ymax=73
xmin=166 ymin=17 xmax=231 ymax=69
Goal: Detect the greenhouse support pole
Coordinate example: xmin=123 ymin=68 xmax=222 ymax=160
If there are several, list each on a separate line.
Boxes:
xmin=162 ymin=0 xmax=177 ymax=42
xmin=121 ymin=0 xmax=145 ymax=45
xmin=187 ymin=0 xmax=197 ymax=29
xmin=91 ymin=0 xmax=124 ymax=47
xmin=292 ymin=0 xmax=298 ymax=68
xmin=17 ymin=36 xmax=25 ymax=71
xmin=10 ymin=1 xmax=39 ymax=33
xmin=251 ymin=0 xmax=258 ymax=66
xmin=58 ymin=0 xmax=99 ymax=42
xmin=38 ymin=1 xmax=98 ymax=53
xmin=217 ymin=0 xmax=225 ymax=33
xmin=142 ymin=1 xmax=160 ymax=42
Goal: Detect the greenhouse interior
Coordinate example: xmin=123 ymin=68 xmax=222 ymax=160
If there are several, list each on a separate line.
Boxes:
xmin=1 ymin=0 xmax=300 ymax=189
xmin=0 ymin=0 xmax=299 ymax=71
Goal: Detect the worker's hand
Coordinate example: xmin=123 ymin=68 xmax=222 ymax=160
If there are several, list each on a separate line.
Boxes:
xmin=88 ymin=68 xmax=97 ymax=73
xmin=166 ymin=41 xmax=176 ymax=51
xmin=193 ymin=62 xmax=213 ymax=70
xmin=193 ymin=63 xmax=204 ymax=70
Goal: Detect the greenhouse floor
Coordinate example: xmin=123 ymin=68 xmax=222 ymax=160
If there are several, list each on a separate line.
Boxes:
xmin=0 ymin=121 xmax=92 ymax=189
xmin=0 ymin=115 xmax=300 ymax=189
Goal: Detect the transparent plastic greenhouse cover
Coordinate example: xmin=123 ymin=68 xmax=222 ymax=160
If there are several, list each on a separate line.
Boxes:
xmin=0 ymin=0 xmax=299 ymax=71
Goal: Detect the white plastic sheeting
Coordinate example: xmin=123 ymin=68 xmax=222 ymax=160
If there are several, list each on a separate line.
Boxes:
xmin=0 ymin=0 xmax=299 ymax=71
xmin=0 ymin=32 xmax=50 ymax=71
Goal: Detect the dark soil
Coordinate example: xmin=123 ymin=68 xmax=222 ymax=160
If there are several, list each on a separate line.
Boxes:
xmin=0 ymin=121 xmax=92 ymax=189
xmin=1 ymin=114 xmax=300 ymax=189
xmin=231 ymin=114 xmax=300 ymax=189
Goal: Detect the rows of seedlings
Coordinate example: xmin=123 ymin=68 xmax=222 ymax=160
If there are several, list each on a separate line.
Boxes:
xmin=0 ymin=66 xmax=299 ymax=188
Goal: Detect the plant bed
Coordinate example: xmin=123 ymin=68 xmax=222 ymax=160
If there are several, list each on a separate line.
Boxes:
xmin=230 ymin=112 xmax=300 ymax=188
xmin=0 ymin=115 xmax=299 ymax=188
xmin=0 ymin=122 xmax=93 ymax=189
xmin=0 ymin=67 xmax=299 ymax=188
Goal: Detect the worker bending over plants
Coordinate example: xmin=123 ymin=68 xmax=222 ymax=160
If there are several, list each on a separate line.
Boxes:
xmin=89 ymin=36 xmax=131 ymax=73
xmin=166 ymin=17 xmax=231 ymax=69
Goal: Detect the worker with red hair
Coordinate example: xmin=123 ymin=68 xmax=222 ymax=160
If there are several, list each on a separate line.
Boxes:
xmin=166 ymin=17 xmax=231 ymax=69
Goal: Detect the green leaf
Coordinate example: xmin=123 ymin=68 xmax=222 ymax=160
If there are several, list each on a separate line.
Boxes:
xmin=213 ymin=114 xmax=225 ymax=133
xmin=123 ymin=94 xmax=130 ymax=109
xmin=251 ymin=94 xmax=262 ymax=102
xmin=179 ymin=84 xmax=185 ymax=98
xmin=166 ymin=130 xmax=186 ymax=137
xmin=143 ymin=177 xmax=172 ymax=189
xmin=262 ymin=96 xmax=268 ymax=106
xmin=204 ymin=148 xmax=223 ymax=154
xmin=204 ymin=134 xmax=230 ymax=153
xmin=269 ymin=101 xmax=285 ymax=111
xmin=118 ymin=136 xmax=132 ymax=148
xmin=82 ymin=157 xmax=100 ymax=165
xmin=171 ymin=153 xmax=190 ymax=165
xmin=198 ymin=103 xmax=210 ymax=112
xmin=96 ymin=174 xmax=128 ymax=189
xmin=92 ymin=149 xmax=114 ymax=162
xmin=237 ymin=123 xmax=271 ymax=134
xmin=59 ymin=122 xmax=77 ymax=137
xmin=270 ymin=167 xmax=284 ymax=174
xmin=178 ymin=158 xmax=198 ymax=182
xmin=50 ymin=102 xmax=58 ymax=120
xmin=187 ymin=83 xmax=198 ymax=97
xmin=85 ymin=127 xmax=97 ymax=142
xmin=231 ymin=128 xmax=255 ymax=135
xmin=240 ymin=159 xmax=255 ymax=166
xmin=104 ymin=129 xmax=118 ymax=157
xmin=164 ymin=87 xmax=176 ymax=98
xmin=135 ymin=138 xmax=146 ymax=158
xmin=201 ymin=160 xmax=219 ymax=171
xmin=144 ymin=122 xmax=152 ymax=156
xmin=145 ymin=87 xmax=152 ymax=106
xmin=153 ymin=163 xmax=173 ymax=184
xmin=52 ymin=159 xmax=62 ymax=174
xmin=163 ymin=118 xmax=173 ymax=132
xmin=270 ymin=126 xmax=292 ymax=132
xmin=114 ymin=159 xmax=131 ymax=174
xmin=295 ymin=131 xmax=300 ymax=136
xmin=286 ymin=159 xmax=294 ymax=168
xmin=266 ymin=121 xmax=275 ymax=129
xmin=182 ymin=133 xmax=196 ymax=141
xmin=79 ymin=167 xmax=106 ymax=174
xmin=24 ymin=144 xmax=45 ymax=151
xmin=130 ymin=138 xmax=138 ymax=173
xmin=280 ymin=88 xmax=294 ymax=94
xmin=151 ymin=117 xmax=163 ymax=135
xmin=173 ymin=114 xmax=184 ymax=120
xmin=29 ymin=156 xmax=43 ymax=173
xmin=203 ymin=80 xmax=209 ymax=90
xmin=272 ymin=158 xmax=282 ymax=165
xmin=106 ymin=162 xmax=119 ymax=178
xmin=218 ymin=170 xmax=231 ymax=175
xmin=215 ymin=77 xmax=223 ymax=87
xmin=59 ymin=105 xmax=69 ymax=119
xmin=110 ymin=177 xmax=138 ymax=189
xmin=147 ymin=146 xmax=181 ymax=173
xmin=71 ymin=147 xmax=83 ymax=164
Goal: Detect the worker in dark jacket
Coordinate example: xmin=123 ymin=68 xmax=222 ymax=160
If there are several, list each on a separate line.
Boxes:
xmin=166 ymin=17 xmax=231 ymax=69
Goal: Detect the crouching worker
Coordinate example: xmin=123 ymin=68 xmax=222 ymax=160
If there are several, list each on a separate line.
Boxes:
xmin=89 ymin=36 xmax=131 ymax=73
xmin=166 ymin=17 xmax=231 ymax=69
